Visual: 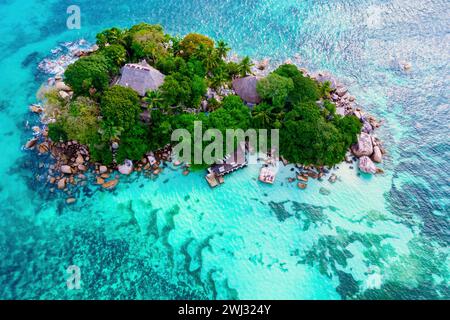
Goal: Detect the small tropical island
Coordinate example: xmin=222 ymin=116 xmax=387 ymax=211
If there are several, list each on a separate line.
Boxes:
xmin=27 ymin=23 xmax=385 ymax=196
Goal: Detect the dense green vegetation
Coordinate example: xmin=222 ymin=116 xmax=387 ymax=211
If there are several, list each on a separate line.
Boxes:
xmin=47 ymin=23 xmax=362 ymax=167
xmin=255 ymin=64 xmax=362 ymax=166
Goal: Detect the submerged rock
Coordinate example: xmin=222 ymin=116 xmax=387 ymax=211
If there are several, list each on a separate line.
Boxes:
xmin=298 ymin=183 xmax=307 ymax=189
xmin=358 ymin=156 xmax=377 ymax=174
xmin=38 ymin=143 xmax=49 ymax=154
xmin=57 ymin=178 xmax=66 ymax=190
xmin=25 ymin=138 xmax=38 ymax=149
xmin=102 ymin=179 xmax=118 ymax=189
xmin=319 ymin=187 xmax=331 ymax=196
xmin=66 ymin=198 xmax=76 ymax=204
xmin=328 ymin=174 xmax=338 ymax=183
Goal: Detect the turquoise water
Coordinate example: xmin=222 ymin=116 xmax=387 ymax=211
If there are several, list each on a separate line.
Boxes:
xmin=0 ymin=0 xmax=449 ymax=299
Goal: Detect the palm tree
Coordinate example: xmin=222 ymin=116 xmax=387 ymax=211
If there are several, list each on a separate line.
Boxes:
xmin=238 ymin=56 xmax=254 ymax=77
xmin=99 ymin=121 xmax=123 ymax=142
xmin=202 ymin=47 xmax=221 ymax=73
xmin=216 ymin=40 xmax=231 ymax=59
xmin=97 ymin=27 xmax=126 ymax=48
xmin=144 ymin=90 xmax=165 ymax=110
xmin=252 ymin=104 xmax=273 ymax=129
xmin=210 ymin=70 xmax=229 ymax=89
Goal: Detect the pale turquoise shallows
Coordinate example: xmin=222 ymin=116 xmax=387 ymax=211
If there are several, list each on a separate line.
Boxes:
xmin=0 ymin=0 xmax=448 ymax=299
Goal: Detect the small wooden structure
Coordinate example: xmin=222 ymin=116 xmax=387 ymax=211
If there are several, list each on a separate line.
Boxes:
xmin=259 ymin=166 xmax=276 ymax=184
xmin=206 ymin=142 xmax=247 ymax=187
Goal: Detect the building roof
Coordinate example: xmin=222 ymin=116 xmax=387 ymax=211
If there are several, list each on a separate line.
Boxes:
xmin=232 ymin=76 xmax=262 ymax=104
xmin=117 ymin=61 xmax=165 ymax=96
xmin=209 ymin=142 xmax=247 ymax=176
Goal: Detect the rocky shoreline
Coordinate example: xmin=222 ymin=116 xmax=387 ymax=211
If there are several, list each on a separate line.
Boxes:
xmin=250 ymin=58 xmax=386 ymax=179
xmin=25 ymin=42 xmax=385 ymax=198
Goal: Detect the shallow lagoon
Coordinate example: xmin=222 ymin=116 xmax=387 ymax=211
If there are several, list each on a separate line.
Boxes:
xmin=0 ymin=0 xmax=448 ymax=299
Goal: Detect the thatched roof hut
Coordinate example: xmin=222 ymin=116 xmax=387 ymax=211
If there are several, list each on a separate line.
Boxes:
xmin=232 ymin=76 xmax=262 ymax=104
xmin=117 ymin=60 xmax=165 ymax=96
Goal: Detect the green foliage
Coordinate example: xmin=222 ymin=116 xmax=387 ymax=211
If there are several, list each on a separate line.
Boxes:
xmin=48 ymin=122 xmax=68 ymax=142
xmin=252 ymin=102 xmax=275 ymax=129
xmin=274 ymin=64 xmax=320 ymax=104
xmin=128 ymin=23 xmax=168 ymax=62
xmin=144 ymin=90 xmax=166 ymax=111
xmin=98 ymin=44 xmax=127 ymax=74
xmin=320 ymin=81 xmax=332 ymax=99
xmin=206 ymin=97 xmax=221 ymax=111
xmin=115 ymin=123 xmax=151 ymax=163
xmin=280 ymin=102 xmax=360 ymax=166
xmin=256 ymin=73 xmax=294 ymax=107
xmin=88 ymin=133 xmax=113 ymax=165
xmin=281 ymin=103 xmax=337 ymax=166
xmin=63 ymin=97 xmax=100 ymax=144
xmin=160 ymin=72 xmax=207 ymax=107
xmin=238 ymin=56 xmax=253 ymax=77
xmin=179 ymin=33 xmax=214 ymax=58
xmin=226 ymin=61 xmax=241 ymax=79
xmin=64 ymin=54 xmax=110 ymax=96
xmin=160 ymin=73 xmax=191 ymax=107
xmin=96 ymin=27 xmax=127 ymax=49
xmin=209 ymin=95 xmax=251 ymax=131
xmin=100 ymin=85 xmax=141 ymax=131
xmin=216 ymin=40 xmax=231 ymax=59
xmin=324 ymin=100 xmax=336 ymax=115
xmin=52 ymin=24 xmax=363 ymax=168
xmin=156 ymin=56 xmax=187 ymax=75
xmin=334 ymin=114 xmax=362 ymax=146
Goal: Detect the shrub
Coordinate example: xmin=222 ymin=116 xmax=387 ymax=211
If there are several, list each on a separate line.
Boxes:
xmin=96 ymin=27 xmax=127 ymax=49
xmin=129 ymin=24 xmax=168 ymax=62
xmin=257 ymin=73 xmax=294 ymax=107
xmin=98 ymin=44 xmax=127 ymax=74
xmin=88 ymin=133 xmax=113 ymax=165
xmin=64 ymin=54 xmax=110 ymax=96
xmin=48 ymin=122 xmax=68 ymax=142
xmin=115 ymin=123 xmax=152 ymax=163
xmin=274 ymin=64 xmax=321 ymax=104
xmin=160 ymin=72 xmax=207 ymax=107
xmin=179 ymin=33 xmax=214 ymax=58
xmin=64 ymin=97 xmax=100 ymax=145
xmin=100 ymin=86 xmax=141 ymax=131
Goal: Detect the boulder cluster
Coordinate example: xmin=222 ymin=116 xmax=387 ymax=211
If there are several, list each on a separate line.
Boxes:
xmin=26 ymin=127 xmax=187 ymax=202
xmin=309 ymin=71 xmax=385 ymax=175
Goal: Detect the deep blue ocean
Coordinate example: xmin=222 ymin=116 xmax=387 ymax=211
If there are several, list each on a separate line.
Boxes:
xmin=0 ymin=0 xmax=448 ymax=299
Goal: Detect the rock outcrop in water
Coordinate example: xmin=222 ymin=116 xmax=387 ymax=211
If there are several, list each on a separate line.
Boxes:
xmin=358 ymin=156 xmax=378 ymax=174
